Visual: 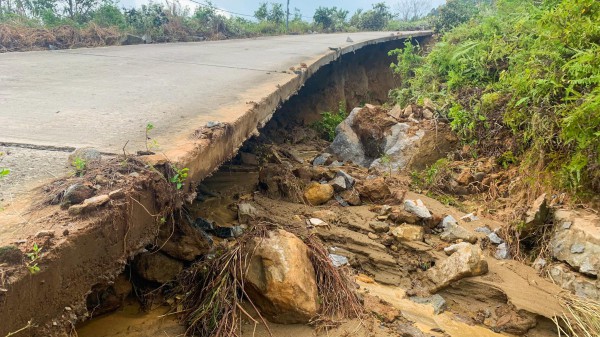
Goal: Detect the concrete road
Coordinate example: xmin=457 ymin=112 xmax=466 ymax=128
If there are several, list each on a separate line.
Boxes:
xmin=0 ymin=31 xmax=429 ymax=199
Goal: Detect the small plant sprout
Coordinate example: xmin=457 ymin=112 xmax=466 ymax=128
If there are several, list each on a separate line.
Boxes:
xmin=145 ymin=122 xmax=159 ymax=152
xmin=380 ymin=153 xmax=393 ymax=176
xmin=72 ymin=157 xmax=87 ymax=177
xmin=170 ymin=167 xmax=189 ymax=190
xmin=26 ymin=243 xmax=42 ymax=274
xmin=0 ymin=152 xmax=9 ymax=179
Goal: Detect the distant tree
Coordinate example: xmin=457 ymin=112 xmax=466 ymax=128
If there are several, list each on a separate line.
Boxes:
xmin=254 ymin=2 xmax=267 ymax=21
xmin=292 ymin=7 xmax=301 ymax=21
xmin=358 ymin=2 xmax=393 ymax=30
xmin=313 ymin=6 xmax=348 ymax=32
xmin=267 ymin=2 xmax=284 ymax=24
xmin=61 ymin=0 xmax=103 ymax=22
xmin=395 ymin=0 xmax=431 ymax=21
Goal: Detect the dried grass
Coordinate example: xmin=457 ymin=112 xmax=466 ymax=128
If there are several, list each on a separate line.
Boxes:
xmin=176 ymin=224 xmax=363 ymax=337
xmin=0 ymin=23 xmax=121 ymax=52
xmin=554 ymin=295 xmax=600 ymax=337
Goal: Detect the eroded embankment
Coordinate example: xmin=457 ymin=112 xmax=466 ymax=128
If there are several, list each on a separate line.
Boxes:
xmin=0 ymin=34 xmax=430 ymax=337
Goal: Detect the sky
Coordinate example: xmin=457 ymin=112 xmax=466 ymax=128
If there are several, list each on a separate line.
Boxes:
xmin=117 ymin=0 xmax=447 ymax=20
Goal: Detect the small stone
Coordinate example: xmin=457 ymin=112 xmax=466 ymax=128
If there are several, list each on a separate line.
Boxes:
xmin=570 ymin=243 xmax=585 ymax=254
xmin=440 ymin=223 xmax=477 ymax=243
xmin=495 ymin=243 xmax=511 ymax=260
xmin=329 ymin=176 xmax=347 ymax=192
xmin=488 ymin=232 xmax=504 ymax=244
xmin=368 ymin=232 xmax=379 ymax=240
xmin=65 ymin=307 xmax=72 ymax=311
xmin=409 ymin=294 xmax=447 ymax=315
xmin=35 ymin=230 xmax=55 ymax=238
xmin=95 ymin=175 xmax=110 ymax=185
xmin=62 ymin=183 xmax=95 ymax=206
xmin=336 ymin=170 xmax=355 ymax=187
xmin=328 ymin=253 xmax=349 ymax=267
xmin=369 ymin=221 xmax=390 ymax=233
xmin=562 ymin=222 xmax=572 ymax=229
xmin=134 ymin=252 xmax=184 ymax=283
xmin=339 ymin=189 xmax=361 ymax=206
xmin=532 ymin=258 xmax=546 ymax=271
xmin=313 ymin=153 xmax=332 ymax=166
xmin=108 ymin=189 xmax=125 ymax=200
xmin=475 ymin=226 xmax=492 ymax=235
xmin=129 ymin=172 xmax=140 ymax=178
xmin=404 ymin=199 xmax=431 ymax=219
xmin=68 ymin=147 xmax=101 ymax=166
xmin=62 ymin=229 xmax=70 ymax=236
xmin=206 ymin=121 xmax=223 ymax=128
xmin=308 ymin=218 xmax=326 ymax=226
xmin=443 ymin=242 xmax=470 ymax=256
xmin=422 ymin=108 xmax=434 ymax=119
xmin=238 ymin=203 xmax=258 ymax=223
xmin=390 ymin=225 xmax=424 ymax=242
xmin=329 ymin=161 xmax=343 ymax=167
xmin=440 ymin=215 xmax=458 ymax=229
xmin=461 ymin=213 xmax=479 ymax=222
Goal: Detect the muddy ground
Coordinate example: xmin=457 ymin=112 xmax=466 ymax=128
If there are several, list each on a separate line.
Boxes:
xmin=67 ymin=104 xmax=572 ymax=337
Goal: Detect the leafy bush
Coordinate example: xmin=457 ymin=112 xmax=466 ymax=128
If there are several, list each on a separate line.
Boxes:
xmin=312 ymin=102 xmax=348 ymax=141
xmin=390 ymin=0 xmax=600 ymax=193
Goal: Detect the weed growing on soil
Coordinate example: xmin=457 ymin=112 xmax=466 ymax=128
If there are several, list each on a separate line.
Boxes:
xmin=0 ymin=151 xmax=9 ymax=179
xmin=145 ymin=123 xmax=159 ymax=152
xmin=72 ymin=157 xmax=87 ymax=177
xmin=25 ymin=243 xmax=42 ymax=274
xmin=170 ymin=166 xmax=189 ymax=190
xmin=312 ymin=102 xmax=347 ymax=141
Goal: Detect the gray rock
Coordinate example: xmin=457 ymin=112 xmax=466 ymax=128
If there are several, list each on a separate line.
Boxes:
xmin=488 ymin=232 xmax=504 ymax=244
xmin=409 ymin=294 xmax=447 ymax=314
xmin=329 ymin=176 xmax=347 ymax=192
xmin=404 ymin=199 xmax=431 ymax=219
xmin=525 ymin=194 xmax=549 ymax=226
xmin=238 ymin=203 xmax=258 ymax=223
xmin=206 ymin=121 xmax=223 ymax=128
xmin=551 ymin=209 xmax=600 ymax=276
xmin=369 ymin=123 xmax=425 ymax=172
xmin=62 ymin=183 xmax=95 ymax=206
xmin=549 ymin=263 xmax=599 ymax=300
xmin=440 ymin=215 xmax=458 ymax=229
xmin=532 ymin=258 xmax=547 ymax=271
xmin=312 ymin=153 xmax=332 ymax=166
xmin=68 ymin=147 xmax=101 ymax=166
xmin=494 ymin=243 xmax=511 ymax=260
xmin=336 ymin=170 xmax=355 ymax=187
xmin=440 ymin=223 xmax=477 ymax=244
xmin=443 ymin=242 xmax=470 ymax=255
xmin=461 ymin=213 xmax=479 ymax=222
xmin=369 ymin=221 xmax=390 ymax=233
xmin=328 ymin=108 xmax=369 ymax=166
xmin=428 ymin=243 xmax=488 ymax=292
xmin=475 ymin=226 xmax=492 ymax=235
xmin=329 ymin=160 xmax=343 ymax=167
xmin=329 ymin=254 xmax=349 ymax=267
xmin=571 ymin=243 xmax=586 ymax=254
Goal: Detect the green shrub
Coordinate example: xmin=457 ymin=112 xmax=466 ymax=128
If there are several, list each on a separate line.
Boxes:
xmin=312 ymin=102 xmax=348 ymax=141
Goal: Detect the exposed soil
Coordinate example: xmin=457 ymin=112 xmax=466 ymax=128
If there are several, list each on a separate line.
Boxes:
xmin=72 ymin=115 xmax=564 ymax=337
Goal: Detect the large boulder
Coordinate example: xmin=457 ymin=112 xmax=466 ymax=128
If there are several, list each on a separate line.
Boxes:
xmin=427 ymin=243 xmax=488 ymax=292
xmin=245 ymin=230 xmax=319 ymax=323
xmin=328 ymin=108 xmax=369 ymax=166
xmin=370 ymin=123 xmax=425 ymax=172
xmin=550 ymin=209 xmax=600 ymax=276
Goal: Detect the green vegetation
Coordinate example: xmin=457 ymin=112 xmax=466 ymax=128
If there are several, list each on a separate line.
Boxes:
xmin=170 ymin=166 xmax=189 ymax=190
xmin=390 ymin=0 xmax=600 ymax=195
xmin=145 ymin=122 xmax=159 ymax=152
xmin=0 ymin=152 xmax=8 ymax=179
xmin=0 ymin=0 xmax=435 ymax=52
xmin=312 ymin=101 xmax=348 ymax=141
xmin=72 ymin=157 xmax=86 ymax=177
xmin=25 ymin=243 xmax=42 ymax=274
